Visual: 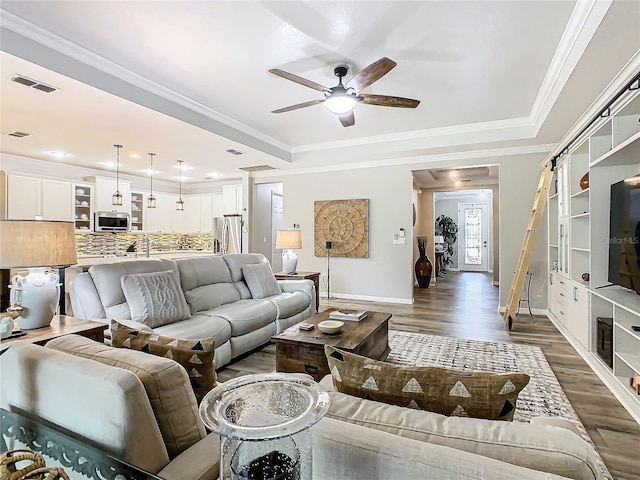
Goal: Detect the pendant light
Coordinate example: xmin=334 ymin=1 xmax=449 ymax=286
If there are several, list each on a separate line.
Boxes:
xmin=112 ymin=144 xmax=123 ymax=206
xmin=176 ymin=160 xmax=185 ymax=211
xmin=147 ymin=152 xmax=157 ymax=208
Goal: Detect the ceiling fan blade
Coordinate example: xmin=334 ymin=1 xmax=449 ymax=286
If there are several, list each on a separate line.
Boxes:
xmin=272 ymin=99 xmax=325 ymax=114
xmin=359 ymin=94 xmax=420 ymax=108
xmin=346 ymin=57 xmax=397 ymax=91
xmin=339 ymin=112 xmax=355 ymax=127
xmin=269 ymin=69 xmax=329 ymax=92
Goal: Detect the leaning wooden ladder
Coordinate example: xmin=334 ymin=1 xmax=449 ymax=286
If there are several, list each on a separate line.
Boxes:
xmin=503 ymin=159 xmax=555 ymax=330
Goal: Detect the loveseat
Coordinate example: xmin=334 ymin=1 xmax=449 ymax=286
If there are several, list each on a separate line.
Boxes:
xmin=1 ymin=337 xmax=595 ymax=480
xmin=69 ymin=253 xmax=314 ymax=367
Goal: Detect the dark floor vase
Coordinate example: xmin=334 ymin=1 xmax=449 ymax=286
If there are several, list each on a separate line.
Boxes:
xmin=415 ymin=237 xmax=433 ymax=288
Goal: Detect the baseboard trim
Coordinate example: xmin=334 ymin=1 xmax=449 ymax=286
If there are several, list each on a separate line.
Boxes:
xmin=547 ymin=311 xmax=640 ymax=425
xmin=320 ymin=292 xmax=414 ymax=305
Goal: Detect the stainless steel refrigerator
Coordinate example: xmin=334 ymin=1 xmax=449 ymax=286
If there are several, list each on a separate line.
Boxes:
xmin=221 ymin=214 xmax=242 ymax=254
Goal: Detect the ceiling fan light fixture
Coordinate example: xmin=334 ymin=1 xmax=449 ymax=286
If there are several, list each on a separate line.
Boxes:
xmin=324 ymin=92 xmax=358 ymax=115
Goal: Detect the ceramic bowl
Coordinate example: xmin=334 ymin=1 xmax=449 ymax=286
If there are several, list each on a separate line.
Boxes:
xmin=318 ymin=320 xmax=344 ymax=334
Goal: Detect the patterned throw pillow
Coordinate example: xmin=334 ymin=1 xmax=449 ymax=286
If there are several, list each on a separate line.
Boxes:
xmin=120 ymin=269 xmax=191 ymax=328
xmin=324 ymin=345 xmax=529 ymax=421
xmin=111 ymin=320 xmax=216 ymax=403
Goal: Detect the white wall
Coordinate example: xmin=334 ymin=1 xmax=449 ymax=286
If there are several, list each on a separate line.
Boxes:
xmin=253 ymin=151 xmax=549 ymax=309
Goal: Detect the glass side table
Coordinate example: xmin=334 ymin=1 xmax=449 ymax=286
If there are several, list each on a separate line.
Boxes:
xmin=199 ymin=373 xmax=330 ymax=480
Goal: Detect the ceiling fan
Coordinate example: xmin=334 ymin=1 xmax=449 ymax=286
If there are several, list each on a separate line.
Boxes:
xmin=269 ymin=57 xmax=420 ymax=127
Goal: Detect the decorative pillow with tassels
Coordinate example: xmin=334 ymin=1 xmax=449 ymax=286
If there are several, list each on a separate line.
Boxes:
xmin=111 ymin=320 xmax=216 ymax=403
xmin=324 ymin=345 xmax=529 ymax=421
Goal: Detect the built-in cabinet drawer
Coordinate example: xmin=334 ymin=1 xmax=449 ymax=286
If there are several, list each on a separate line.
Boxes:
xmin=549 ymin=273 xmax=569 ymax=321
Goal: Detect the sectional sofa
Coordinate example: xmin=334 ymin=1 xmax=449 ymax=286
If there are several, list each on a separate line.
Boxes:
xmin=1 ymin=336 xmax=605 ymax=480
xmin=69 ymin=253 xmax=315 ymax=367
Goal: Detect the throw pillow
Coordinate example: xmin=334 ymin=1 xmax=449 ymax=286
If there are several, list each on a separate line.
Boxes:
xmin=242 ymin=263 xmax=281 ymax=299
xmin=120 ymin=269 xmax=191 ymax=328
xmin=324 ymin=345 xmax=529 ymax=421
xmin=111 ymin=320 xmax=216 ymax=403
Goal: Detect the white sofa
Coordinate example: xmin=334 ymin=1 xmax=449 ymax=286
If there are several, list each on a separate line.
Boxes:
xmin=69 ymin=253 xmax=314 ymax=367
xmin=1 ymin=337 xmax=589 ymax=480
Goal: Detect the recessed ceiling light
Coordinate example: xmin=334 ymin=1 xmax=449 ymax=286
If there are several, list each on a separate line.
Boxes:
xmin=205 ymin=172 xmax=223 ymax=178
xmin=100 ymin=161 xmax=117 ymax=169
xmin=130 ymin=154 xmax=141 ymax=159
xmin=174 ymin=164 xmax=193 ymax=171
xmin=142 ymin=169 xmax=160 ymax=175
xmin=48 ymin=151 xmax=71 ymax=158
xmin=174 ymin=176 xmax=189 ymax=181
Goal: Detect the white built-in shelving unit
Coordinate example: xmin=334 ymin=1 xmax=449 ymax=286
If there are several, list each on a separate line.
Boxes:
xmin=548 ymin=84 xmax=640 ymax=423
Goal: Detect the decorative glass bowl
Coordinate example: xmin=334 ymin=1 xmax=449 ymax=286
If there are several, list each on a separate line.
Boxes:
xmin=199 ymin=373 xmax=330 ymax=480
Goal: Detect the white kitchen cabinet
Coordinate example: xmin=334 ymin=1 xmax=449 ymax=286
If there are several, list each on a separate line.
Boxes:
xmin=130 ymin=192 xmax=144 ymax=232
xmin=145 ymin=192 xmax=174 ymax=233
xmin=172 ymin=196 xmax=199 ymax=233
xmin=222 ymin=184 xmax=242 ymax=215
xmin=212 ymin=193 xmax=224 ymax=218
xmin=91 ymin=176 xmax=131 ymax=213
xmin=6 ymin=174 xmax=72 ymax=221
xmin=199 ymin=195 xmax=213 ymax=232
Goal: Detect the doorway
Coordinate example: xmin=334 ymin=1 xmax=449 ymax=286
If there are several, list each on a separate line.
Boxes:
xmin=411 ymin=165 xmax=499 ymax=293
xmin=251 ymin=182 xmax=283 ymax=271
xmin=458 ymin=203 xmax=489 ymax=272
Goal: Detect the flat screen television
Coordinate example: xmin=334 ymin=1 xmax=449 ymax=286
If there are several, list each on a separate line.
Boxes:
xmin=608 ymin=174 xmax=640 ymax=294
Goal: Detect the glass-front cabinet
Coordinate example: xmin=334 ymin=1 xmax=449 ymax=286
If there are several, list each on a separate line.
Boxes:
xmin=131 ymin=192 xmax=143 ymax=231
xmin=74 ymin=184 xmax=92 ymax=231
xmin=556 ymin=158 xmax=570 ymax=276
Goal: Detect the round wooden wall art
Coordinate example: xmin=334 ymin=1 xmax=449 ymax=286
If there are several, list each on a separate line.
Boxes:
xmin=314 ymin=199 xmax=369 ymax=258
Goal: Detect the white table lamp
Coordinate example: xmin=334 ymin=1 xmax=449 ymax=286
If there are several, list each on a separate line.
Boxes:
xmin=0 ymin=220 xmax=77 ymax=329
xmin=276 ymin=229 xmax=302 ymax=274
xmin=434 ymin=235 xmax=445 ymax=252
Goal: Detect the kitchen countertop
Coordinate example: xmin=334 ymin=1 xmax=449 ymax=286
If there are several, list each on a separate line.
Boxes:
xmin=74 ymin=250 xmax=218 ymax=268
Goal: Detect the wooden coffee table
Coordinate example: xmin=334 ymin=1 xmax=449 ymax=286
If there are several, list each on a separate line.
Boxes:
xmin=272 ymin=309 xmax=391 ymax=381
xmin=1 ymin=315 xmax=105 ymax=347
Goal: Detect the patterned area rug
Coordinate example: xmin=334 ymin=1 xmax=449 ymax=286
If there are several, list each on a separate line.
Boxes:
xmin=387 ymin=330 xmax=611 ymax=479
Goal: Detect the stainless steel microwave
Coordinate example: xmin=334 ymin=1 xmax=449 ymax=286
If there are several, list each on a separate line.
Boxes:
xmin=94 ymin=211 xmax=130 ymax=232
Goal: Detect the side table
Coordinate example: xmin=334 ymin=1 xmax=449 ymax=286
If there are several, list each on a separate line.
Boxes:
xmin=1 ymin=315 xmax=105 ymax=347
xmin=274 ymin=271 xmax=320 ymax=313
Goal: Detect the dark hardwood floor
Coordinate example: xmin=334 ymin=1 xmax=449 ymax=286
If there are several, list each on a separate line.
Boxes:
xmin=218 ymin=271 xmax=640 ymax=480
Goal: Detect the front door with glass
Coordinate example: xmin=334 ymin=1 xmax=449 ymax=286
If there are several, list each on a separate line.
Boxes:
xmin=458 ymin=203 xmax=489 ymax=272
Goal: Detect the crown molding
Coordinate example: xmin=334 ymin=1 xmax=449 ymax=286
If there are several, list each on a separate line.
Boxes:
xmin=254 ymin=143 xmax=554 ymax=179
xmin=0 ymin=10 xmax=292 ymax=156
xmin=528 ymin=0 xmax=612 ymax=131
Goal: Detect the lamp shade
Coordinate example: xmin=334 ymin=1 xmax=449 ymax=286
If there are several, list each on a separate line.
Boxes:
xmin=434 ymin=235 xmax=445 ymax=244
xmin=0 ymin=220 xmax=77 ymax=268
xmin=276 ymin=230 xmax=302 ymax=250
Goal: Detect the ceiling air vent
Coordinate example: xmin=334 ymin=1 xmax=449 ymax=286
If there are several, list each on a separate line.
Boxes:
xmin=11 ymin=74 xmax=59 ymax=93
xmin=226 ymin=149 xmax=244 ymax=156
xmin=238 ymin=165 xmax=276 ymax=172
xmin=8 ymin=131 xmax=32 ymax=138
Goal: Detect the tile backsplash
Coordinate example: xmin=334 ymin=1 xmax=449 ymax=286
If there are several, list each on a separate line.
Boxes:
xmin=75 ymin=232 xmax=214 ymax=256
